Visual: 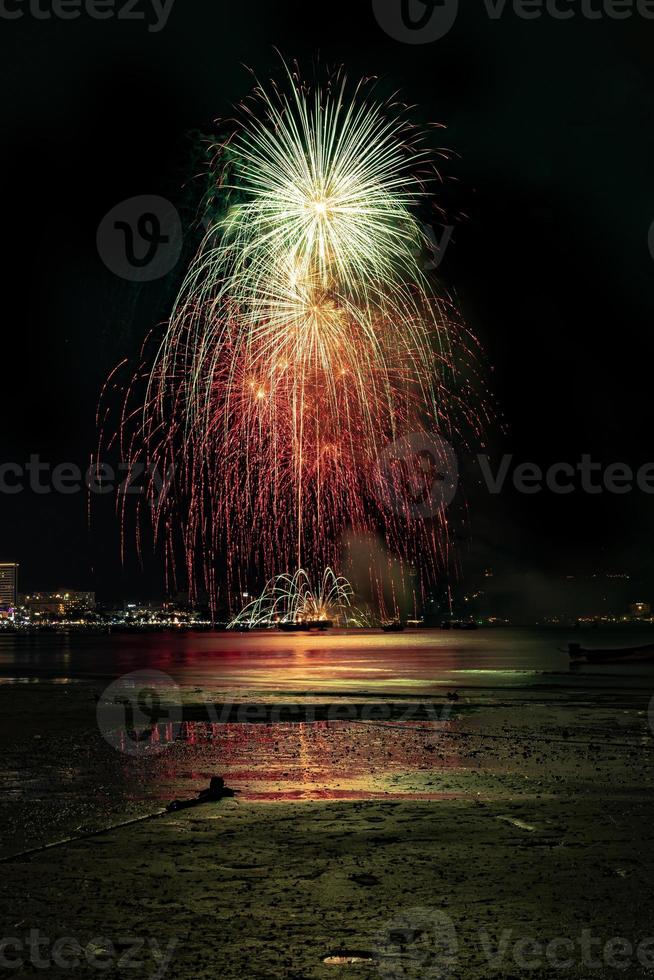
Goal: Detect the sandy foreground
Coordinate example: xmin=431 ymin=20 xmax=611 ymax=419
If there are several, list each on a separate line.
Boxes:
xmin=0 ymin=682 xmax=653 ymax=978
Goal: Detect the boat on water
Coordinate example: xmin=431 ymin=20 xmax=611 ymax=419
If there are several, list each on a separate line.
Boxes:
xmin=568 ymin=641 xmax=654 ymax=664
xmin=277 ymin=620 xmax=333 ymax=632
xmin=381 ymin=621 xmax=405 ymax=633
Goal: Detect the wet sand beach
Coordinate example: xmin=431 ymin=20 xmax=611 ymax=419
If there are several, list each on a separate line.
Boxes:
xmin=0 ymin=628 xmax=653 ymax=977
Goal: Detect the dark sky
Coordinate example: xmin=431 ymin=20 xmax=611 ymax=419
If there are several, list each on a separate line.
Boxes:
xmin=2 ymin=0 xmax=654 ymax=598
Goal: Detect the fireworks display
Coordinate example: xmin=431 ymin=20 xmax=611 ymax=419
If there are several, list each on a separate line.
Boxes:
xmin=229 ymin=568 xmax=368 ymax=629
xmin=108 ymin=64 xmax=487 ymax=618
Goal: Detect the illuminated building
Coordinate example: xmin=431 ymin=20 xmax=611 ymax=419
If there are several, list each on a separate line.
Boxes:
xmin=0 ymin=562 xmax=18 ymax=614
xmin=20 ymin=590 xmax=96 ymax=618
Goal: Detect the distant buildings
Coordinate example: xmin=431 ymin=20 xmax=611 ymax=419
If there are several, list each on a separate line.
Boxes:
xmin=20 ymin=590 xmax=96 ymax=618
xmin=449 ymin=567 xmax=653 ymax=625
xmin=5 ymin=587 xmax=214 ymax=629
xmin=0 ymin=563 xmax=18 ymax=616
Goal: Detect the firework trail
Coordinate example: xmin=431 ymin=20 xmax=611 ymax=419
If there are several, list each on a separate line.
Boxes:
xmin=229 ymin=568 xmax=369 ymax=628
xmin=109 ymin=64 xmax=488 ymax=616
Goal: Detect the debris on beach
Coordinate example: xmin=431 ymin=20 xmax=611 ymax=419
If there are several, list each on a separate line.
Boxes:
xmin=323 ymin=950 xmax=376 ymax=965
xmin=497 ymin=815 xmax=537 ymax=832
xmin=167 ymin=777 xmax=237 ymax=812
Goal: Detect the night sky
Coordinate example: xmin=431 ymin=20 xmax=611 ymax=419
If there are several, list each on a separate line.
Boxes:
xmin=2 ymin=0 xmax=653 ymax=600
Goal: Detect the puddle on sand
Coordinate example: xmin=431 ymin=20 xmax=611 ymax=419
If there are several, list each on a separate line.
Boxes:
xmin=120 ymin=720 xmax=466 ymax=802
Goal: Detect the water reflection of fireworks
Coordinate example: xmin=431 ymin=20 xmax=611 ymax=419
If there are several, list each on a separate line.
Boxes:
xmin=126 ymin=719 xmax=463 ymax=802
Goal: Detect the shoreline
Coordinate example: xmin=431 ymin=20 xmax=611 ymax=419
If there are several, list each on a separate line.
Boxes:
xmin=1 ymin=631 xmax=653 ymax=976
